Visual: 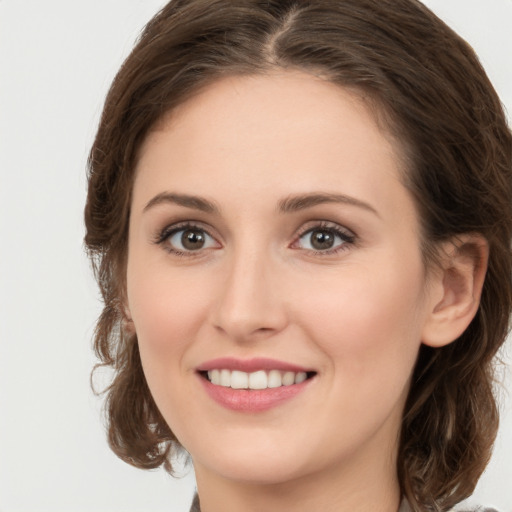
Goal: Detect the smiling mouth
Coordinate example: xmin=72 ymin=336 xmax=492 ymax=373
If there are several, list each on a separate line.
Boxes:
xmin=199 ymin=369 xmax=317 ymax=390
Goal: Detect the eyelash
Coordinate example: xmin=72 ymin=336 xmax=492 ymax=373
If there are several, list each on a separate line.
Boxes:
xmin=154 ymin=221 xmax=218 ymax=258
xmin=154 ymin=220 xmax=356 ymax=258
xmin=293 ymin=221 xmax=356 ymax=255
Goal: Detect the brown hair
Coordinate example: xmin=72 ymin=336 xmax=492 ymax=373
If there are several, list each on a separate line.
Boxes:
xmin=84 ymin=0 xmax=512 ymax=509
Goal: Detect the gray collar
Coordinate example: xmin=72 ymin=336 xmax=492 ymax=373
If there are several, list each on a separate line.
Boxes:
xmin=190 ymin=494 xmax=413 ymax=512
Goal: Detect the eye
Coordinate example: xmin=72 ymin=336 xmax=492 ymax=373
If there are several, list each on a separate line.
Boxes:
xmin=294 ymin=224 xmax=355 ymax=253
xmin=158 ymin=224 xmax=219 ymax=254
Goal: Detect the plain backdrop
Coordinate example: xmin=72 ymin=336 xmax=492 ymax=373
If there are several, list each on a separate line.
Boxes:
xmin=0 ymin=1 xmax=511 ymax=511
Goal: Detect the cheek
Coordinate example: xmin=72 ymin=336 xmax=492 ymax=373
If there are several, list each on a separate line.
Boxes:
xmin=293 ymin=261 xmax=426 ymax=382
xmin=126 ymin=260 xmax=212 ymax=371
xmin=286 ymin=263 xmax=426 ymax=453
xmin=126 ymin=266 xmax=215 ymax=435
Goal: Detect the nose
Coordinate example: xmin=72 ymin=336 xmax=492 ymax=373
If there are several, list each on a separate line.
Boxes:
xmin=210 ymin=247 xmax=289 ymax=342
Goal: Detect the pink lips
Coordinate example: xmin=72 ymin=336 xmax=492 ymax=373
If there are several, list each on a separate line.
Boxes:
xmin=196 ymin=357 xmax=311 ymax=373
xmin=196 ymin=357 xmax=315 ymax=412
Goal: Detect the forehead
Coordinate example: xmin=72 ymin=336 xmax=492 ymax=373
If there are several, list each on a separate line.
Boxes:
xmin=146 ymin=71 xmax=400 ymax=159
xmin=133 ymin=71 xmax=415 ymax=227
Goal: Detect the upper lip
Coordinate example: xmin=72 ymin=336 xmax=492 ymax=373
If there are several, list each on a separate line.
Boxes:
xmin=196 ymin=357 xmax=313 ymax=373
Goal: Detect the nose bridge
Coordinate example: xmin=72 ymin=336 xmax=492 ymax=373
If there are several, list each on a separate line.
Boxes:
xmin=212 ymin=240 xmax=287 ymax=340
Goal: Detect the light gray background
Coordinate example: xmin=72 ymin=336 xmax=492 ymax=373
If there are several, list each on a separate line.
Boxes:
xmin=0 ymin=1 xmax=510 ymax=511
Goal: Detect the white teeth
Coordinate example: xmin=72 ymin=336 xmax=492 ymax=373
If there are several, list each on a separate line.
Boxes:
xmin=206 ymin=369 xmax=311 ymax=389
xmin=231 ymin=370 xmax=249 ymax=389
xmin=220 ymin=369 xmax=231 ymax=387
xmin=282 ymin=371 xmax=295 ymax=386
xmin=267 ymin=369 xmax=282 ymax=388
xmin=295 ymin=372 xmax=307 ymax=384
xmin=209 ymin=369 xmax=220 ymax=385
xmin=248 ymin=370 xmax=268 ymax=390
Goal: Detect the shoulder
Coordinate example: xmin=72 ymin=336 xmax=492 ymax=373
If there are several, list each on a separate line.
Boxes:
xmin=457 ymin=508 xmax=500 ymax=512
xmin=400 ymin=499 xmax=500 ymax=512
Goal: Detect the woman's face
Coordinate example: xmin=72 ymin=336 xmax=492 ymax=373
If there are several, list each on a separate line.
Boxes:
xmin=126 ymin=71 xmax=436 ymax=487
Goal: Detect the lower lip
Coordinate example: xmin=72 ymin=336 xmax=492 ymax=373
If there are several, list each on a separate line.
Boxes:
xmin=199 ymin=375 xmax=313 ymax=412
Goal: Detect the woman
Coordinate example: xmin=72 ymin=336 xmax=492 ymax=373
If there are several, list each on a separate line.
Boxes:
xmin=84 ymin=0 xmax=512 ymax=510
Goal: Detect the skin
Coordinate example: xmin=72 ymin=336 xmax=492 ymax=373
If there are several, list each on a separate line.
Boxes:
xmin=125 ymin=71 xmax=485 ymax=512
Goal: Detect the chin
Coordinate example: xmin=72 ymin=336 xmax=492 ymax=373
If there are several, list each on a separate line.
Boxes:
xmin=186 ymin=431 xmax=317 ymax=485
xmin=198 ymin=454 xmax=310 ymax=486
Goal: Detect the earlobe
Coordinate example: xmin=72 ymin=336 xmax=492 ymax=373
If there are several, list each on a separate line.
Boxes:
xmin=121 ymin=302 xmax=136 ymax=334
xmin=421 ymin=235 xmax=488 ymax=348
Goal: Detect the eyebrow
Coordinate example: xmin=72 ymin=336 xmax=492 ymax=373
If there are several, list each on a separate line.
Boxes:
xmin=143 ymin=191 xmax=378 ymax=217
xmin=278 ymin=192 xmax=379 ymax=217
xmin=143 ymin=192 xmax=219 ymax=214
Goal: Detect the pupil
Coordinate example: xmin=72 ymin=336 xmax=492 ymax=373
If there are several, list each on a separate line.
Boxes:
xmin=182 ymin=229 xmax=205 ymax=250
xmin=311 ymin=230 xmax=334 ymax=250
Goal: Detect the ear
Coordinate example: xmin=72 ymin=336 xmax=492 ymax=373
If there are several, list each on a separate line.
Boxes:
xmin=421 ymin=234 xmax=488 ymax=348
xmin=120 ymin=300 xmax=136 ymax=335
